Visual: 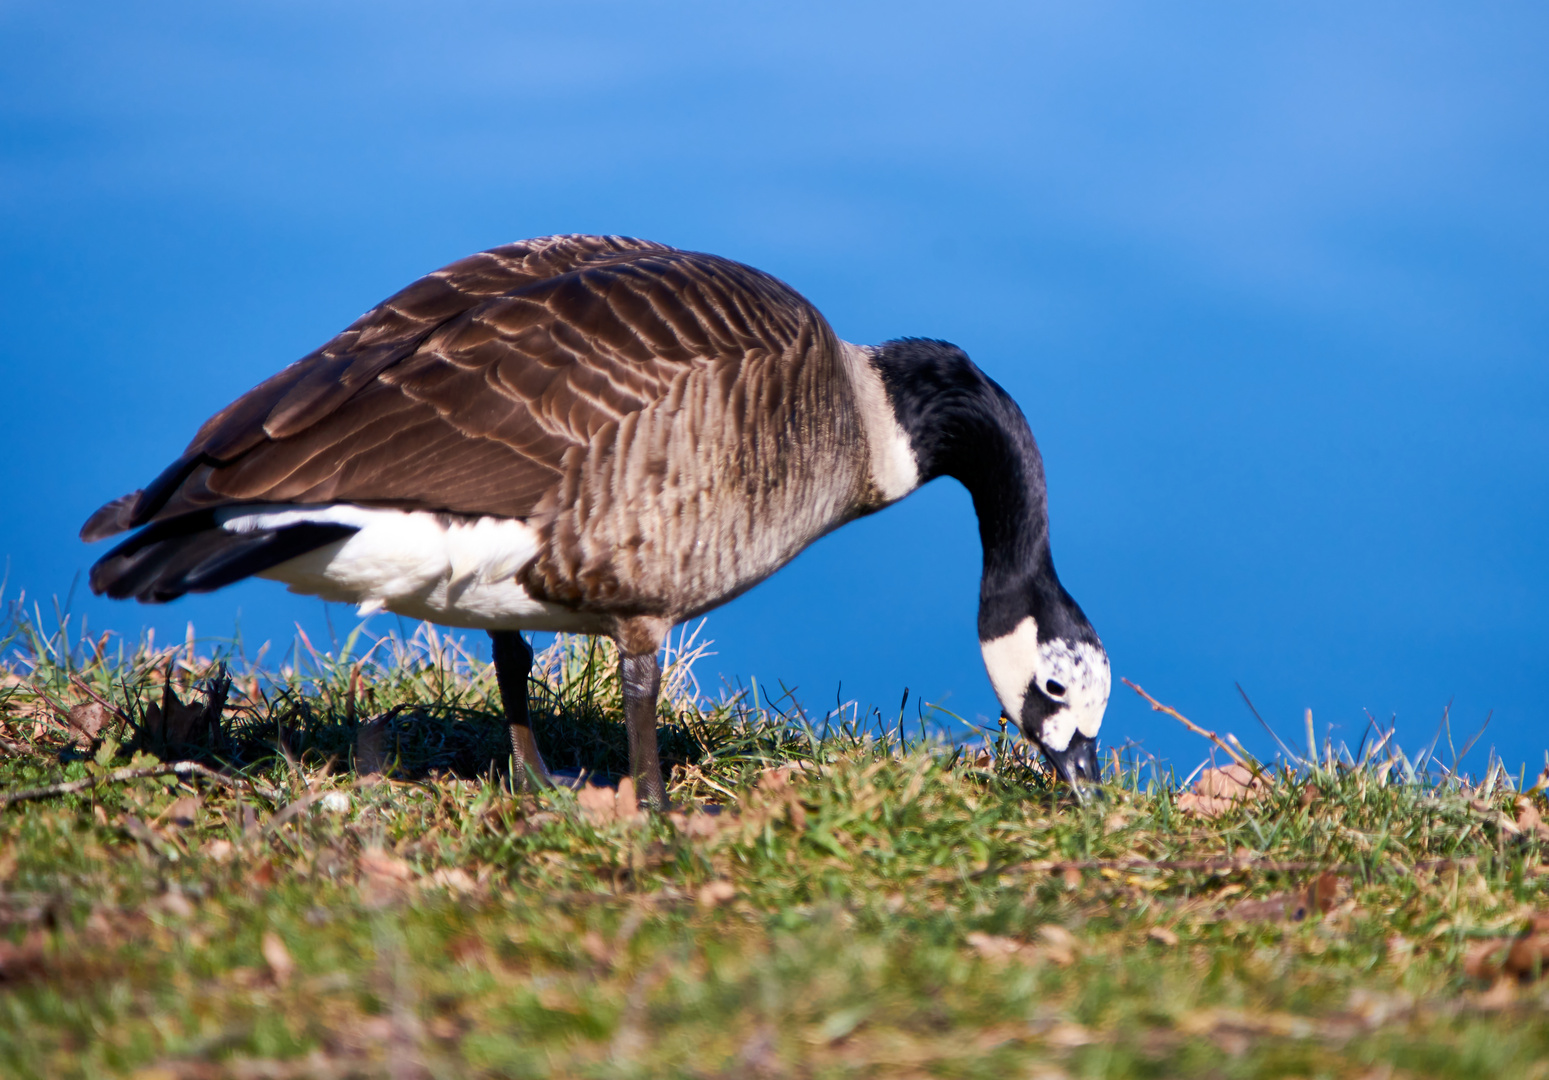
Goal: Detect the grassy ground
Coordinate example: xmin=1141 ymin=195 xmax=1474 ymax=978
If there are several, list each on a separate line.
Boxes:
xmin=1 ymin=608 xmax=1547 ymax=1079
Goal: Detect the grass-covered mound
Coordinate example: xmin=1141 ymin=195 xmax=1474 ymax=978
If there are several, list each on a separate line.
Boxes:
xmin=1 ymin=608 xmax=1547 ymax=1079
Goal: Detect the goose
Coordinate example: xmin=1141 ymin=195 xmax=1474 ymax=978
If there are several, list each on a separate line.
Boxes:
xmin=81 ymin=235 xmax=1110 ymax=807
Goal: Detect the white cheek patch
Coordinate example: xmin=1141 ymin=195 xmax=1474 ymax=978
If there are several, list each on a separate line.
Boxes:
xmin=1035 ymin=638 xmax=1111 ymax=751
xmin=980 ymin=616 xmax=1041 ymax=721
xmin=981 ymin=616 xmax=1111 ymax=754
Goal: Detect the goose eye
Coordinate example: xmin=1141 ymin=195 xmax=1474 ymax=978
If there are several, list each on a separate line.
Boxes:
xmin=1045 ymin=679 xmax=1066 ymax=697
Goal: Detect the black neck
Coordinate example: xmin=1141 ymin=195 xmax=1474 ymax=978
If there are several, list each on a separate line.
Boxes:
xmin=871 ymin=338 xmax=1085 ymax=643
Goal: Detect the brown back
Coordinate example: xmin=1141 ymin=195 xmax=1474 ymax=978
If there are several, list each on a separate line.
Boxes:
xmin=82 ymin=235 xmax=829 ymax=540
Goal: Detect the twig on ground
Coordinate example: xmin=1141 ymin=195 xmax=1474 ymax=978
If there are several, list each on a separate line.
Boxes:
xmin=0 ymin=760 xmax=249 ymax=808
xmin=976 ymin=854 xmax=1480 ymax=880
xmin=1122 ymin=678 xmax=1257 ymax=772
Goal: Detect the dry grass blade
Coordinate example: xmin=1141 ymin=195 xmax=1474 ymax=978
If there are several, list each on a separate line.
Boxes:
xmin=0 ymin=760 xmax=248 ymax=808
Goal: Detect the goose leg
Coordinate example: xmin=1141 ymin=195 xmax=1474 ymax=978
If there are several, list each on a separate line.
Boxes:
xmin=619 ymin=647 xmax=669 ymax=811
xmin=490 ymin=630 xmax=551 ymax=791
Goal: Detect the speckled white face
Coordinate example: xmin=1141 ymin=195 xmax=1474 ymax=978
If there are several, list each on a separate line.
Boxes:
xmin=1032 ymin=636 xmax=1110 ymax=751
xmin=980 ymin=616 xmax=1111 ymax=753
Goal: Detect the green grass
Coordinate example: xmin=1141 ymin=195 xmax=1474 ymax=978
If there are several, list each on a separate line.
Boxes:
xmin=1 ymin=601 xmax=1547 ymax=1079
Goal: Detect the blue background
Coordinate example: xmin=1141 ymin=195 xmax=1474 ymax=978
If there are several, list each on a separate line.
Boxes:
xmin=3 ymin=2 xmax=1545 ymax=777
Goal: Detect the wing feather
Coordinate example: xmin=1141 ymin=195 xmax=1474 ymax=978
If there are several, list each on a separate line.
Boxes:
xmin=83 ymin=235 xmax=827 ymax=539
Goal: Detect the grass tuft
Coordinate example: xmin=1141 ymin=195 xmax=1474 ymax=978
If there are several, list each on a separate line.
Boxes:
xmin=1 ymin=598 xmax=1547 ymax=1078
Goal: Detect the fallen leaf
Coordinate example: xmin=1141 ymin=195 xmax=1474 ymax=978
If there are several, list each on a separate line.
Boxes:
xmin=1477 ymin=976 xmax=1518 ymax=1009
xmin=1044 ymin=1021 xmax=1094 ymax=1048
xmin=1515 ymin=796 xmax=1549 ymax=840
xmin=697 ymin=880 xmax=737 ymax=908
xmin=359 ymin=847 xmax=413 ymax=883
xmin=1147 ymin=926 xmax=1180 ymax=947
xmin=261 ymin=930 xmax=294 ymax=985
xmin=1103 ymin=808 xmax=1134 ymax=831
xmin=423 ymin=867 xmax=478 ymax=895
xmin=668 ymin=809 xmax=725 ymax=840
xmin=1226 ymin=874 xmax=1345 ymax=923
xmin=65 ymin=701 xmax=111 ymax=747
xmin=579 ymin=930 xmax=612 ymax=965
xmin=204 ymin=839 xmax=235 ymax=863
xmin=155 ymin=890 xmax=195 ymax=919
xmin=577 ymin=777 xmax=647 ymax=827
xmin=1346 ymin=988 xmax=1413 ymax=1027
xmin=159 ymin=796 xmax=201 ymax=831
xmin=965 ymin=932 xmax=1029 ymax=963
xmin=1463 ymin=914 xmax=1549 ymax=982
xmin=1506 ymin=918 xmax=1549 ymax=979
xmin=1177 ymin=764 xmax=1270 ymax=817
xmin=1385 ymin=934 xmax=1414 ymax=969
xmin=1038 ymin=924 xmax=1078 ymax=966
xmin=738 ymin=765 xmax=813 ymax=835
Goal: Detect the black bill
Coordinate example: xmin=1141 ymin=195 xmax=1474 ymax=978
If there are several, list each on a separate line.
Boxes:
xmin=1041 ymin=731 xmax=1100 ymax=790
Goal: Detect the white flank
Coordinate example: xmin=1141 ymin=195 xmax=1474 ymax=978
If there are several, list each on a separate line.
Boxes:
xmin=842 ymin=342 xmax=920 ymax=503
xmin=218 ymin=504 xmax=607 ymax=633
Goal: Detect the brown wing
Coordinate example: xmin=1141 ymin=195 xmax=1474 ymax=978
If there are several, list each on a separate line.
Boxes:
xmin=82 ymin=235 xmax=824 ymax=541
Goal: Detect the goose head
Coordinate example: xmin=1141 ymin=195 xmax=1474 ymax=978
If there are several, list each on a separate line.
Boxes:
xmin=981 ymin=614 xmax=1110 ymax=788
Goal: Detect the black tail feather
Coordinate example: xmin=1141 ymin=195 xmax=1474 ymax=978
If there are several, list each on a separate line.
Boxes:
xmin=90 ymin=515 xmax=357 ymax=604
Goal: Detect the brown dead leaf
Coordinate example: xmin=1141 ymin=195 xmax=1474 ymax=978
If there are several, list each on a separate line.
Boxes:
xmin=1506 ymin=917 xmax=1549 ymax=979
xmin=0 ymin=929 xmax=49 ymax=983
xmin=738 ymin=765 xmax=811 ymax=834
xmin=668 ymin=809 xmax=726 ymax=840
xmin=1477 ymin=976 xmax=1519 ymax=1009
xmin=1038 ymin=924 xmax=1078 ymax=966
xmin=1043 ymin=1021 xmax=1094 ymax=1048
xmin=1226 ymin=873 xmax=1346 ymax=923
xmin=1462 ymin=914 xmax=1549 ymax=982
xmin=1515 ymin=796 xmax=1549 ymax=840
xmin=1385 ymin=934 xmax=1414 ymax=970
xmin=359 ymin=847 xmax=413 ymax=883
xmin=1147 ymin=926 xmax=1180 ymax=947
xmin=577 ymin=777 xmax=647 ymax=827
xmin=696 ymin=880 xmax=737 ymax=908
xmin=204 ymin=839 xmax=235 ymax=863
xmin=579 ymin=930 xmax=612 ymax=966
xmin=359 ymin=846 xmax=414 ymax=907
xmin=65 ymin=701 xmax=111 ymax=747
xmin=261 ymin=930 xmax=294 ymax=985
xmin=159 ymin=796 xmax=201 ymax=831
xmin=422 ymin=867 xmax=479 ymax=896
xmin=965 ymin=932 xmax=1030 ymax=963
xmin=1177 ymin=764 xmax=1269 ymax=817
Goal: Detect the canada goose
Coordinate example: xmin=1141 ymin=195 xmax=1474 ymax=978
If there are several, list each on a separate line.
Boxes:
xmin=81 ymin=235 xmax=1109 ymax=807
